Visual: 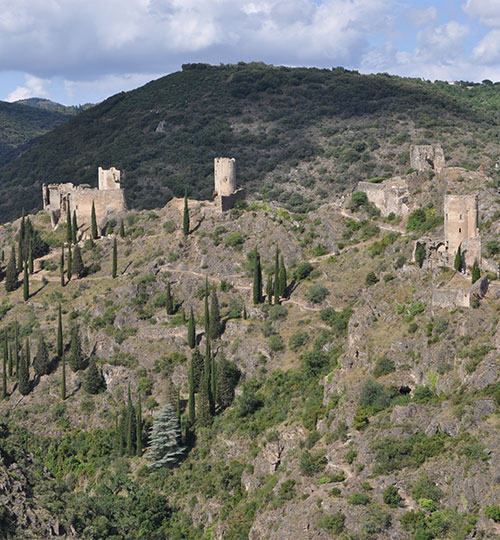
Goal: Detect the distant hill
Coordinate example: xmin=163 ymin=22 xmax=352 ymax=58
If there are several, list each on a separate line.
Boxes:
xmin=0 ymin=100 xmax=72 ymax=167
xmin=1 ymin=62 xmax=500 ymax=222
xmin=15 ymin=97 xmax=94 ymax=116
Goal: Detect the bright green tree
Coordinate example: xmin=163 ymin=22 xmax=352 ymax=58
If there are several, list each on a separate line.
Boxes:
xmin=471 ymin=260 xmax=481 ymax=284
xmin=187 ymin=307 xmax=196 ymax=349
xmin=146 ymin=403 xmax=185 ymax=468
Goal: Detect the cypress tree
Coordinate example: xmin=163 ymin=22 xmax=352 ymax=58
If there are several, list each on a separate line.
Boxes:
xmin=68 ymin=325 xmax=85 ymax=371
xmin=60 ymin=244 xmax=65 ymax=287
xmin=118 ymin=407 xmax=127 ymax=455
xmin=61 ymin=355 xmax=66 ymax=400
xmin=197 ymin=339 xmax=213 ymax=426
xmin=204 ymin=279 xmax=210 ymax=335
xmin=187 ymin=307 xmax=196 ymax=349
xmin=72 ymin=245 xmax=84 ymax=278
xmin=67 ymin=244 xmax=72 ymax=281
xmin=471 ymin=260 xmax=481 ymax=284
xmin=210 ymin=355 xmax=217 ymax=414
xmin=216 ymin=351 xmax=239 ymax=409
xmin=14 ymin=325 xmax=19 ymax=377
xmin=72 ymin=210 xmax=78 ymax=244
xmin=91 ymin=201 xmax=98 ymax=239
xmin=5 ymin=247 xmax=18 ymax=292
xmin=279 ymin=255 xmax=287 ymax=297
xmin=146 ymin=403 xmax=185 ymax=468
xmin=57 ymin=304 xmax=63 ymax=358
xmin=83 ymin=357 xmax=106 ymax=394
xmin=454 ymin=244 xmax=462 ymax=272
xmin=18 ymin=341 xmax=30 ymax=396
xmin=126 ymin=384 xmax=137 ymax=456
xmin=2 ymin=332 xmax=7 ymax=399
xmin=243 ymin=305 xmax=247 ymax=320
xmin=166 ymin=281 xmax=174 ymax=315
xmin=112 ymin=237 xmax=117 ymax=278
xmin=209 ymin=288 xmax=221 ymax=339
xmin=8 ymin=343 xmax=13 ymax=377
xmin=273 ymin=248 xmax=280 ymax=304
xmin=252 ymin=250 xmax=263 ymax=304
xmin=119 ymin=220 xmax=125 ymax=238
xmin=17 ymin=232 xmax=23 ymax=273
xmin=176 ymin=388 xmax=181 ymax=421
xmin=136 ymin=394 xmax=142 ymax=456
xmin=191 ymin=347 xmax=204 ymax=392
xmin=188 ymin=360 xmax=195 ymax=426
xmin=23 ymin=261 xmax=29 ymax=301
xmin=66 ymin=205 xmax=72 ymax=245
xmin=28 ymin=238 xmax=33 ymax=274
xmin=266 ymin=274 xmax=273 ymax=305
xmin=183 ymin=191 xmax=190 ymax=236
xmin=33 ymin=333 xmax=50 ymax=377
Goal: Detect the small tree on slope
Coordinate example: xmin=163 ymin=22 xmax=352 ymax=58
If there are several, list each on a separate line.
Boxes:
xmin=146 ymin=403 xmax=185 ymax=469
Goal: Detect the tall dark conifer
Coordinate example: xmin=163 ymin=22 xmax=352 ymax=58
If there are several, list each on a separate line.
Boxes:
xmin=28 ymin=238 xmax=33 ymax=274
xmin=126 ymin=384 xmax=136 ymax=456
xmin=112 ymin=237 xmax=117 ymax=278
xmin=60 ymin=244 xmax=65 ymax=287
xmin=5 ymin=247 xmax=17 ymax=292
xmin=23 ymin=262 xmax=29 ymax=301
xmin=72 ymin=245 xmax=84 ymax=278
xmin=67 ymin=244 xmax=72 ymax=281
xmin=91 ymin=201 xmax=98 ymax=239
xmin=18 ymin=340 xmax=30 ymax=395
xmin=183 ymin=191 xmax=190 ymax=236
xmin=166 ymin=281 xmax=174 ymax=315
xmin=136 ymin=394 xmax=142 ymax=456
xmin=33 ymin=333 xmax=49 ymax=377
xmin=187 ymin=307 xmax=196 ymax=349
xmin=204 ymin=279 xmax=210 ymax=335
xmin=57 ymin=305 xmax=63 ymax=358
xmin=72 ymin=210 xmax=78 ymax=244
xmin=68 ymin=325 xmax=85 ymax=371
xmin=61 ymin=354 xmax=66 ymax=400
xmin=14 ymin=325 xmax=19 ymax=377
xmin=119 ymin=220 xmax=125 ymax=238
xmin=252 ymin=250 xmax=263 ymax=304
xmin=273 ymin=248 xmax=280 ymax=305
xmin=209 ymin=288 xmax=221 ymax=339
xmin=279 ymin=255 xmax=287 ymax=297
xmin=188 ymin=360 xmax=195 ymax=426
xmin=8 ymin=343 xmax=13 ymax=377
xmin=266 ymin=274 xmax=273 ymax=305
xmin=2 ymin=332 xmax=7 ymax=399
xmin=66 ymin=206 xmax=72 ymax=245
xmin=17 ymin=232 xmax=23 ymax=273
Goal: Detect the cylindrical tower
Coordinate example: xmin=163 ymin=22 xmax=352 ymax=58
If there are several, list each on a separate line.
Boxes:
xmin=444 ymin=194 xmax=478 ymax=254
xmin=214 ymin=157 xmax=236 ymax=196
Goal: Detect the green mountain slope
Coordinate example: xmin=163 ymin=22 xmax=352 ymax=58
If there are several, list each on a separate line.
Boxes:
xmin=15 ymin=97 xmax=94 ymax=116
xmin=0 ymin=100 xmax=71 ymax=166
xmin=1 ymin=63 xmax=500 ymax=223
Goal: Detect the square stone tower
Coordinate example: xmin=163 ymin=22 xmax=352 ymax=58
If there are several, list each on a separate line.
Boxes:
xmin=444 ymin=194 xmax=480 ymax=267
xmin=98 ymin=167 xmax=121 ymax=190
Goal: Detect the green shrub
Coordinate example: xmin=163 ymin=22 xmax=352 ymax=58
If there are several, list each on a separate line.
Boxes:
xmin=345 ymin=450 xmax=357 ymax=464
xmin=268 ymin=334 xmax=284 ymax=352
xmin=320 ymin=307 xmax=352 ymax=336
xmin=485 ymin=505 xmax=500 ymax=522
xmin=268 ymin=305 xmax=288 ymax=321
xmin=411 ymin=473 xmax=443 ymax=503
xmin=365 ymin=271 xmax=378 ymax=286
xmin=289 ymin=331 xmax=309 ymax=351
xmin=293 ymin=261 xmax=314 ymax=280
xmin=318 ymin=512 xmax=345 ymax=535
xmin=224 ymin=232 xmax=245 ymax=250
xmin=349 ymin=191 xmax=368 ymax=210
xmin=305 ymin=284 xmax=329 ymax=304
xmin=373 ymin=357 xmax=395 ymax=378
xmin=299 ymin=450 xmax=326 ymax=476
xmin=348 ymin=492 xmax=370 ymax=505
xmin=486 ymin=240 xmax=500 ymax=257
xmin=276 ymin=479 xmax=296 ymax=504
xmin=383 ymin=485 xmax=403 ymax=507
xmin=413 ymin=385 xmax=435 ymax=404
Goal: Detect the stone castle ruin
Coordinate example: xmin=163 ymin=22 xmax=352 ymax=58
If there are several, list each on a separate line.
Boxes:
xmin=42 ymin=167 xmax=126 ymax=232
xmin=409 ymin=145 xmax=445 ymax=172
xmin=213 ymin=157 xmax=245 ymax=212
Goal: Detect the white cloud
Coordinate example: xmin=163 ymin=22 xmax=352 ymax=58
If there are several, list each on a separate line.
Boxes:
xmin=5 ymin=74 xmax=50 ymax=102
xmin=463 ymin=0 xmax=500 ymax=27
xmin=473 ymin=29 xmax=500 ymax=64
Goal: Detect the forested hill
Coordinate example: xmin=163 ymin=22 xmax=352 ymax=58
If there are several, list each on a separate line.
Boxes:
xmin=0 ymin=100 xmax=71 ymax=168
xmin=1 ymin=62 xmax=500 ymax=222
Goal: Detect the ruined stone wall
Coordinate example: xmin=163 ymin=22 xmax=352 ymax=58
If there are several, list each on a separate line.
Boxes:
xmin=217 ymin=188 xmax=246 ymax=212
xmin=410 ymin=145 xmax=445 ymax=172
xmin=444 ymin=194 xmax=479 ymax=258
xmin=214 ymin=157 xmax=236 ymax=197
xmin=432 ymin=287 xmax=471 ymax=309
xmin=71 ymin=189 xmax=126 ymax=230
xmin=357 ymin=180 xmax=411 ymax=217
xmin=98 ymin=167 xmax=121 ymax=190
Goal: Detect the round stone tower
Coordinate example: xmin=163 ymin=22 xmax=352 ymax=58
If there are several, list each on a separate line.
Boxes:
xmin=214 ymin=157 xmax=236 ymax=197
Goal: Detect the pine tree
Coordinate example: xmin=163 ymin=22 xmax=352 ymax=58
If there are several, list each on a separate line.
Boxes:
xmin=191 ymin=347 xmax=204 ymax=392
xmin=66 ymin=205 xmax=72 ymax=245
xmin=119 ymin=220 xmax=126 ymax=238
xmin=454 ymin=244 xmax=462 ymax=272
xmin=33 ymin=333 xmax=50 ymax=377
xmin=23 ymin=261 xmax=29 ymax=301
xmin=266 ymin=274 xmax=273 ymax=305
xmin=72 ymin=245 xmax=84 ymax=278
xmin=83 ymin=357 xmax=106 ymax=394
xmin=61 ymin=354 xmax=66 ymax=400
xmin=60 ymin=244 xmax=65 ymax=287
xmin=5 ymin=247 xmax=17 ymax=292
xmin=209 ymin=288 xmax=222 ymax=339
xmin=136 ymin=394 xmax=142 ymax=456
xmin=216 ymin=351 xmax=240 ymax=409
xmin=68 ymin=325 xmax=85 ymax=371
xmin=126 ymin=384 xmax=137 ymax=456
xmin=57 ymin=304 xmax=63 ymax=358
xmin=166 ymin=281 xmax=174 ymax=315
xmin=112 ymin=237 xmax=117 ymax=278
xmin=273 ymin=248 xmax=280 ymax=305
xmin=187 ymin=307 xmax=196 ymax=349
xmin=188 ymin=360 xmax=195 ymax=426
xmin=72 ymin=210 xmax=78 ymax=244
xmin=18 ymin=341 xmax=30 ymax=396
xmin=146 ymin=403 xmax=185 ymax=468
xmin=252 ymin=250 xmax=263 ymax=304
xmin=91 ymin=201 xmax=98 ymax=239
xmin=67 ymin=244 xmax=72 ymax=281
xmin=183 ymin=191 xmax=190 ymax=236
xmin=2 ymin=332 xmax=7 ymax=399
xmin=279 ymin=255 xmax=287 ymax=297
xmin=471 ymin=260 xmax=481 ymax=284
xmin=28 ymin=238 xmax=33 ymax=274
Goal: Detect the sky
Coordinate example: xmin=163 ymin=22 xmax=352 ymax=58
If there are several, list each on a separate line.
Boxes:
xmin=1 ymin=0 xmax=499 ymax=106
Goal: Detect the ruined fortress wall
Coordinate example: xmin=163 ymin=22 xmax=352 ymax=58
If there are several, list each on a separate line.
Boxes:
xmin=444 ymin=195 xmax=478 ymax=256
xmin=71 ymin=189 xmax=126 ymax=227
xmin=432 ymin=287 xmax=471 ymax=309
xmin=98 ymin=167 xmax=121 ymax=190
xmin=410 ymin=145 xmax=445 ymax=172
xmin=462 ymin=237 xmax=482 ymax=269
xmin=214 ymin=157 xmax=236 ymax=197
xmin=218 ymin=188 xmax=245 ymax=212
xmin=357 ymin=181 xmax=410 ymax=217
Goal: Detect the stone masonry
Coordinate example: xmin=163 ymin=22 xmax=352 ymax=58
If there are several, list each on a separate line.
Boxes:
xmin=213 ymin=157 xmax=245 ymax=212
xmin=410 ymin=144 xmax=445 ymax=172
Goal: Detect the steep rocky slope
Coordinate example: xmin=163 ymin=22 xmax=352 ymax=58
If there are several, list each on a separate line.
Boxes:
xmin=1 ymin=165 xmax=500 ymax=539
